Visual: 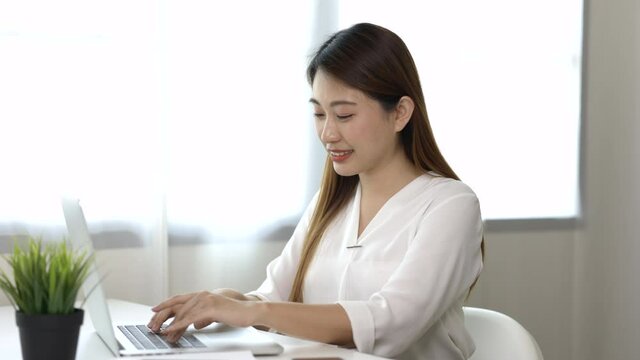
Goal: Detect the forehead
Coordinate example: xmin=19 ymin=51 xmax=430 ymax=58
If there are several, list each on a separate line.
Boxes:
xmin=311 ymin=70 xmax=366 ymax=106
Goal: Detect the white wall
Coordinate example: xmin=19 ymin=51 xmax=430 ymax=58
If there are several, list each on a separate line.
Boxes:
xmin=467 ymin=228 xmax=575 ymax=360
xmin=572 ymin=0 xmax=640 ymax=359
xmin=168 ymin=241 xmax=286 ymax=296
xmin=473 ymin=1 xmax=639 ymax=359
xmin=471 ymin=1 xmax=640 ymax=360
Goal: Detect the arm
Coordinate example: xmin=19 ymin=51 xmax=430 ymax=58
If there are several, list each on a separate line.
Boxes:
xmin=340 ymin=192 xmax=484 ymax=356
xmin=255 ymin=301 xmax=353 ymax=346
xmin=153 ymin=292 xmax=354 ymax=346
xmin=148 ymin=194 xmax=340 ymax=342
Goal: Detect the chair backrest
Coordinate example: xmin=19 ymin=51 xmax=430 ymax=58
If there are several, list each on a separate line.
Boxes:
xmin=464 ymin=307 xmax=544 ymax=360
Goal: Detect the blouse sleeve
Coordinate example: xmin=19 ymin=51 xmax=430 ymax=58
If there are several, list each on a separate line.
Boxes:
xmin=245 ymin=193 xmax=319 ymax=302
xmin=338 ymin=192 xmax=484 ymax=357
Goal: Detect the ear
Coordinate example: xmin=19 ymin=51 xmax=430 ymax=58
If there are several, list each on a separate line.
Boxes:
xmin=393 ymin=96 xmax=415 ymax=132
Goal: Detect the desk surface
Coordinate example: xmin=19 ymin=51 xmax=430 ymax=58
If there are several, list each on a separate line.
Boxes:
xmin=0 ymin=299 xmax=387 ymax=360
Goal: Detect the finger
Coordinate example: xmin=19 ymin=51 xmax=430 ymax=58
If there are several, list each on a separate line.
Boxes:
xmin=151 ymin=293 xmax=194 ymax=312
xmin=162 ymin=294 xmax=212 ymax=342
xmin=161 ymin=318 xmax=191 ymax=343
xmin=193 ymin=319 xmax=213 ymax=330
xmin=159 ymin=298 xmax=199 ymax=338
xmin=147 ymin=306 xmax=178 ymax=332
xmin=171 ymin=297 xmax=197 ymax=322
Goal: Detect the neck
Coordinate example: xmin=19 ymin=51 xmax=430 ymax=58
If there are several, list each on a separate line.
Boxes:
xmin=358 ymin=151 xmax=423 ymax=199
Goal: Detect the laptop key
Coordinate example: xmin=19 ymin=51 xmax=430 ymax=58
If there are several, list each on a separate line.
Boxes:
xmin=135 ymin=325 xmax=169 ymax=349
xmin=123 ymin=325 xmax=157 ymax=349
xmin=177 ymin=337 xmax=193 ymax=348
xmin=119 ymin=324 xmax=205 ymax=350
xmin=117 ymin=326 xmax=144 ymax=350
xmin=182 ymin=334 xmax=206 ymax=348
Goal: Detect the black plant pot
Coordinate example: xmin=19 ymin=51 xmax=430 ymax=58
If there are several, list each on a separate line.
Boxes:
xmin=15 ymin=309 xmax=84 ymax=360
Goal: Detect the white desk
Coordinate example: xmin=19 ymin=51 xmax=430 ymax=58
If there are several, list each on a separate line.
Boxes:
xmin=0 ymin=299 xmax=387 ymax=360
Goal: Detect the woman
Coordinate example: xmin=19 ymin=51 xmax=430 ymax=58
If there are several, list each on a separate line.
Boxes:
xmin=148 ymin=23 xmax=484 ymax=360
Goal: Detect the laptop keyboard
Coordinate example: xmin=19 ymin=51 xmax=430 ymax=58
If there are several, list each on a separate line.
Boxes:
xmin=117 ymin=325 xmax=206 ymax=350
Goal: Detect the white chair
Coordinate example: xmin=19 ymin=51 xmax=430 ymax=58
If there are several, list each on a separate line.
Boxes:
xmin=464 ymin=307 xmax=544 ymax=360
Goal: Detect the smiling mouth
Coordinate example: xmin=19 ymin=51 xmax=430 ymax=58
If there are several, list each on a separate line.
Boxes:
xmin=328 ymin=150 xmax=353 ymax=162
xmin=329 ymin=150 xmax=353 ymax=157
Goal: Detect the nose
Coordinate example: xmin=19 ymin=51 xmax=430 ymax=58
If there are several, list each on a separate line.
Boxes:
xmin=319 ymin=117 xmax=340 ymax=143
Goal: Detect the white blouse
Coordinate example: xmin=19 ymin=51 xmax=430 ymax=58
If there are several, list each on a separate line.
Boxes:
xmin=247 ymin=173 xmax=484 ymax=360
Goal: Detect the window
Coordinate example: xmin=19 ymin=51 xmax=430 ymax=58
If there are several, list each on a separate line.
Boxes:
xmin=338 ymin=0 xmax=583 ymax=219
xmin=0 ymin=0 xmax=584 ymax=248
xmin=161 ymin=1 xmax=315 ymax=241
xmin=0 ymin=1 xmax=316 ymax=244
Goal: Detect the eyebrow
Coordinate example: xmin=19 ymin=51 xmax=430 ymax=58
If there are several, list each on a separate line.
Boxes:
xmin=309 ymin=98 xmax=358 ymax=107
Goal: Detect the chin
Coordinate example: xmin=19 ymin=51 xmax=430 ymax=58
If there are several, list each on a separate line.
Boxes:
xmin=332 ymin=163 xmax=359 ymax=177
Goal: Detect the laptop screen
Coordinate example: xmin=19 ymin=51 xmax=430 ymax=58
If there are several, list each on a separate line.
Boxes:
xmin=62 ymin=198 xmax=121 ymax=355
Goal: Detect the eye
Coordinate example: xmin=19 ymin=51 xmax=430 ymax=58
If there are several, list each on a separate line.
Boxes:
xmin=313 ymin=113 xmax=326 ymax=119
xmin=337 ymin=114 xmax=353 ymax=120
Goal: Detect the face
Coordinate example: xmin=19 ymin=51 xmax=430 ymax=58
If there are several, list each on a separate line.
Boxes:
xmin=310 ymin=70 xmax=404 ymax=178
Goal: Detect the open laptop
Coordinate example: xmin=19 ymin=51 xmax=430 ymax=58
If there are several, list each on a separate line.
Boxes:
xmin=61 ymin=198 xmax=284 ymax=357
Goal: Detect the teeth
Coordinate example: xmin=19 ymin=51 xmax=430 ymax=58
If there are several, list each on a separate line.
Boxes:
xmin=330 ymin=151 xmax=351 ymax=156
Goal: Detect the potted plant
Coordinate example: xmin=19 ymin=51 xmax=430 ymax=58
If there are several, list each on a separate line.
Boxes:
xmin=0 ymin=236 xmax=93 ymax=360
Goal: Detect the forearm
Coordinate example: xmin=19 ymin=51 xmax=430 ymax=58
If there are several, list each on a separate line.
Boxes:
xmin=252 ymin=301 xmax=354 ymax=347
xmin=214 ymin=288 xmax=260 ymax=302
xmin=151 ymin=292 xmax=354 ymax=347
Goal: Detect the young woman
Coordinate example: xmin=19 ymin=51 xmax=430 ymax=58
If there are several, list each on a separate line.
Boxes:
xmin=148 ymin=23 xmax=484 ymax=360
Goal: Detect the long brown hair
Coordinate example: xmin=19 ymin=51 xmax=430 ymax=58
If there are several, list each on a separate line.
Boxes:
xmin=289 ymin=23 xmax=483 ymax=303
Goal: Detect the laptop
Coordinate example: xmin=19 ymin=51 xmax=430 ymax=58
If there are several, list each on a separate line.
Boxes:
xmin=61 ymin=198 xmax=284 ymax=357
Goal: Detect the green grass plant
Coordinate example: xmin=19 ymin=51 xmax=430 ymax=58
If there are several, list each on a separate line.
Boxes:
xmin=0 ymin=236 xmax=93 ymax=315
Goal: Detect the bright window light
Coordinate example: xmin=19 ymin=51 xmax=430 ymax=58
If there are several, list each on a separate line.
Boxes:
xmin=0 ymin=1 xmax=315 ymax=242
xmin=0 ymin=0 xmax=583 ymax=242
xmin=162 ymin=1 xmax=314 ymax=240
xmin=338 ymin=0 xmax=583 ymax=219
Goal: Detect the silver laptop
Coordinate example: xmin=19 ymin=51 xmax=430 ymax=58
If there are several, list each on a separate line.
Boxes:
xmin=61 ymin=198 xmax=284 ymax=357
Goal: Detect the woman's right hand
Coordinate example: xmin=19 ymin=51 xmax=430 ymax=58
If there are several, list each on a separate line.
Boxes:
xmin=147 ymin=292 xmax=196 ymax=333
xmin=147 ymin=288 xmax=259 ymax=333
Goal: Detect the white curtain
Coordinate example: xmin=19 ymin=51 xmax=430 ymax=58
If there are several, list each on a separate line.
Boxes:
xmin=0 ymin=0 xmax=318 ymax=305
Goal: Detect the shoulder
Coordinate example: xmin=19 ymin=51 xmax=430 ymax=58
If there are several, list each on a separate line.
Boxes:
xmin=416 ymin=173 xmax=477 ymax=199
xmin=412 ymin=173 xmax=480 ymax=215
